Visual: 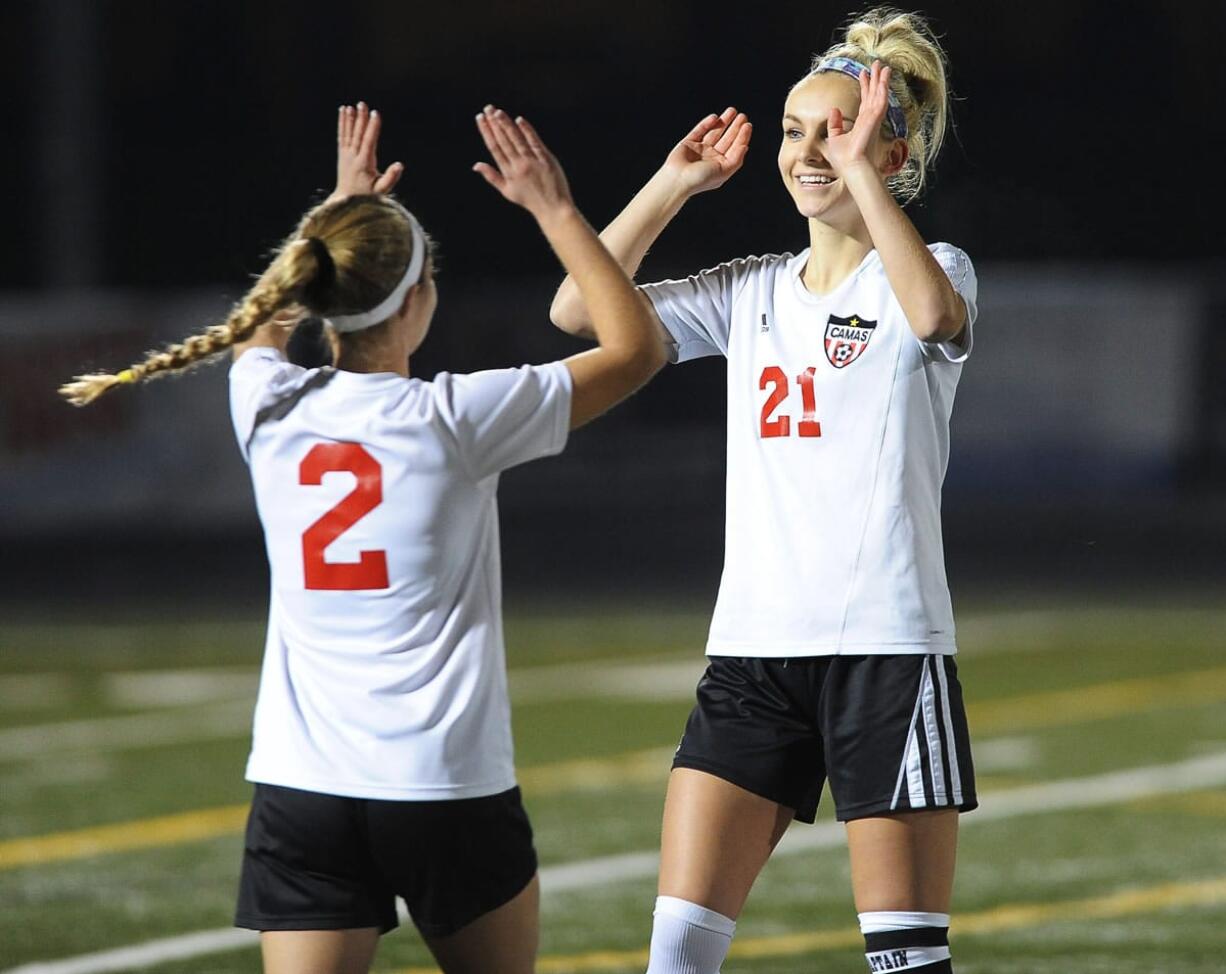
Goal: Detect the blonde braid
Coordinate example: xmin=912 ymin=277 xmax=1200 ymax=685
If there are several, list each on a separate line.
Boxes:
xmin=60 ymin=237 xmax=320 ymax=406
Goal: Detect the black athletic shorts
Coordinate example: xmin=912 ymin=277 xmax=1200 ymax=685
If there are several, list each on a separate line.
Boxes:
xmin=235 ymin=783 xmax=537 ymax=938
xmin=673 ymin=654 xmax=977 ymax=824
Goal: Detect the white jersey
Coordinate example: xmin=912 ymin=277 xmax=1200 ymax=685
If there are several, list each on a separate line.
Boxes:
xmin=229 ymin=348 xmax=571 ymax=800
xmin=642 ymin=243 xmax=977 ymax=657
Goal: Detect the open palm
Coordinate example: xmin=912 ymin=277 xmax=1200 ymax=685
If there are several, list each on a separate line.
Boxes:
xmin=325 ymin=102 xmax=404 ymax=204
xmin=664 ymin=107 xmax=752 ymax=196
xmin=473 ymin=106 xmax=574 ymax=221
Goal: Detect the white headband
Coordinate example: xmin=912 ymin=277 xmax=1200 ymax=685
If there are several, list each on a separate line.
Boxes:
xmin=326 ymin=211 xmax=427 ymax=333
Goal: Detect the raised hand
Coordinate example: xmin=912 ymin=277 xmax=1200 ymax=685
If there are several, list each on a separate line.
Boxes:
xmin=326 ymin=102 xmax=404 ymax=204
xmin=473 ymin=106 xmax=574 ymax=223
xmin=825 ymin=60 xmax=893 ymax=176
xmin=661 ymin=107 xmax=752 ymax=197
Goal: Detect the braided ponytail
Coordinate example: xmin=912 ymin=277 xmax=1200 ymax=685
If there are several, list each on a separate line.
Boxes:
xmin=62 ymin=194 xmax=417 ymax=406
xmin=60 ymin=237 xmax=326 ymax=406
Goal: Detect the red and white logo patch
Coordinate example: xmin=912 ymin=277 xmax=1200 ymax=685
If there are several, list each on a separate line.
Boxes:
xmin=824 ymin=313 xmax=877 ymax=369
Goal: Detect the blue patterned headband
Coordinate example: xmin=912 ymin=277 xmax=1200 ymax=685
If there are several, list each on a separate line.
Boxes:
xmin=813 ymin=56 xmax=909 ymax=140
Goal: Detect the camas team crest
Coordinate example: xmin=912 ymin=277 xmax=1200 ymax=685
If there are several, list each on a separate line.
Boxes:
xmin=824 ymin=313 xmax=877 ymax=369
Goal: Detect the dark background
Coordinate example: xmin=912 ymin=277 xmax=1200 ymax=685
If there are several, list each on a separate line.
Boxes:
xmin=5 ymin=1 xmax=1220 ymax=287
xmin=2 ymin=0 xmax=1223 ymax=610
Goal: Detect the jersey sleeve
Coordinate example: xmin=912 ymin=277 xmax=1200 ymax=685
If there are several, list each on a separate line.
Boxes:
xmin=228 ymin=347 xmax=311 ymax=463
xmin=921 ymin=243 xmax=979 ymax=364
xmin=639 ymin=258 xmax=762 ymax=363
xmin=435 ymin=361 xmax=573 ymax=481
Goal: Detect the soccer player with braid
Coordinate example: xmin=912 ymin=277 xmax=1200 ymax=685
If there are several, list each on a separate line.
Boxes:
xmin=552 ymin=9 xmax=977 ymax=973
xmin=64 ymin=103 xmax=665 ymax=974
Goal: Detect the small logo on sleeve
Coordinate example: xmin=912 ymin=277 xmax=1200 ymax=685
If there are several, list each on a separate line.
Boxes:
xmin=824 ymin=313 xmax=877 ymax=369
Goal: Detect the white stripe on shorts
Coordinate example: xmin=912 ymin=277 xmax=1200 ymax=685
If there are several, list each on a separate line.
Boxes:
xmin=893 ymin=674 xmax=927 ymax=811
xmin=920 ymin=658 xmax=948 ymax=805
xmin=934 ymin=656 xmax=964 ymax=805
xmin=892 ymin=655 xmax=961 ymax=812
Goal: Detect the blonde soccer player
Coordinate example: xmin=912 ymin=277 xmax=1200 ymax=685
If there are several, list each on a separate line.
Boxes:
xmin=551 ymin=9 xmax=977 ymax=973
xmin=62 ymin=104 xmax=665 ymax=974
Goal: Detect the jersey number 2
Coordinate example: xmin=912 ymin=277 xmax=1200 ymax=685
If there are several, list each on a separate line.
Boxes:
xmin=299 ymin=443 xmax=390 ymax=591
xmin=759 ymin=366 xmax=822 ymax=438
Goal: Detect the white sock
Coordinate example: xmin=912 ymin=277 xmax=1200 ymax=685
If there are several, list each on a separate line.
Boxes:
xmin=858 ymin=911 xmax=951 ymax=934
xmin=644 ymin=895 xmax=737 ymax=974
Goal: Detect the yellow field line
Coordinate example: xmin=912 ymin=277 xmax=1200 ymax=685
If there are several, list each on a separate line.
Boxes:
xmin=6 ymin=664 xmax=1226 ymax=872
xmin=0 ymin=748 xmax=673 ymax=872
xmin=396 ymin=876 xmax=1226 ymax=973
xmin=966 ymin=664 xmax=1226 ymax=733
xmin=1132 ymin=788 xmax=1226 ymax=818
xmin=517 ymin=747 xmax=672 ymax=794
xmin=0 ymin=805 xmax=250 ymax=871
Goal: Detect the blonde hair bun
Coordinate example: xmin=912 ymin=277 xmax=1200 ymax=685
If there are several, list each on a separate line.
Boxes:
xmin=813 ymin=6 xmax=951 ymax=202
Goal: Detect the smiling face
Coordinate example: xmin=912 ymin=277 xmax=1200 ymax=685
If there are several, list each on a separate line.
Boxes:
xmin=778 ymin=72 xmax=898 ymax=228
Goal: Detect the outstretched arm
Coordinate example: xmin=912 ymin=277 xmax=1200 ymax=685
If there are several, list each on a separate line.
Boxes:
xmin=549 ymin=108 xmax=752 ymax=340
xmin=826 ymin=62 xmax=966 ymax=344
xmin=474 ymin=106 xmax=666 ymax=429
xmin=235 ymin=101 xmax=405 ymax=362
xmin=325 ymin=101 xmax=404 ymax=203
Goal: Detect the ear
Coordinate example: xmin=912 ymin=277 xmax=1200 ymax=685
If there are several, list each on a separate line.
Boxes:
xmin=880 ymin=137 xmax=909 ymax=177
xmin=397 ymin=283 xmax=418 ymax=319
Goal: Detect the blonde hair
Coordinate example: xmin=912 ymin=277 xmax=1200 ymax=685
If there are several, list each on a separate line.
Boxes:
xmin=809 ymin=6 xmax=951 ymax=202
xmin=60 ymin=194 xmax=419 ymax=406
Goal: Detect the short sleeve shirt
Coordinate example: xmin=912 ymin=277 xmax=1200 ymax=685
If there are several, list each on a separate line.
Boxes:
xmin=641 ymin=244 xmax=977 ymax=656
xmin=229 ymin=350 xmax=571 ymax=799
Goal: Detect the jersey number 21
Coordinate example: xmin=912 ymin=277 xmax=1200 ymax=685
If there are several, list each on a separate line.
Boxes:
xmin=759 ymin=366 xmax=822 ymax=438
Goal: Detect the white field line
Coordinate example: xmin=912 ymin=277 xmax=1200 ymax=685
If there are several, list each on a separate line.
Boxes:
xmin=0 ymin=658 xmax=706 ymax=763
xmin=102 ymin=669 xmax=257 ymax=708
xmin=509 ymin=658 xmax=704 ymax=703
xmin=549 ymin=749 xmax=1226 ymax=883
xmin=970 ymin=736 xmax=1040 ymax=772
xmin=8 ymin=604 xmax=1226 ymax=762
xmin=0 ymin=701 xmax=254 ymax=762
xmin=0 ymin=930 xmax=261 ymax=974
xmin=6 ymin=750 xmax=1226 ymax=974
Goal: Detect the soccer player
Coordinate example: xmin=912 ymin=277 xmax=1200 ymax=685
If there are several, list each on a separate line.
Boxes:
xmin=62 ymin=104 xmax=665 ymax=974
xmin=550 ymin=9 xmax=977 ymax=973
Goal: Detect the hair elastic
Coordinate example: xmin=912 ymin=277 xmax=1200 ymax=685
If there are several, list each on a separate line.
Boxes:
xmin=326 ymin=210 xmax=427 ymax=333
xmin=813 ymin=56 xmax=909 ymax=140
xmin=305 ymin=235 xmax=336 ymax=279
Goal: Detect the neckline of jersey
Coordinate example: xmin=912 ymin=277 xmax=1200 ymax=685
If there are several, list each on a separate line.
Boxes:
xmin=787 ymin=247 xmax=879 ymax=307
xmin=325 ymin=367 xmax=412 ymax=391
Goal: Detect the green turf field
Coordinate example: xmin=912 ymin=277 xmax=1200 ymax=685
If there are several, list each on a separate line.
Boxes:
xmin=2 ymin=599 xmax=1225 ymax=972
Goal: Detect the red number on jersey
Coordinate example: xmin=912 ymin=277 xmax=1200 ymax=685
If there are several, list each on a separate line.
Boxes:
xmin=797 ymin=367 xmax=822 ymax=437
xmin=299 ymin=443 xmax=390 ymax=591
xmin=757 ymin=366 xmax=823 ymax=439
xmin=759 ymin=366 xmax=791 ymax=438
